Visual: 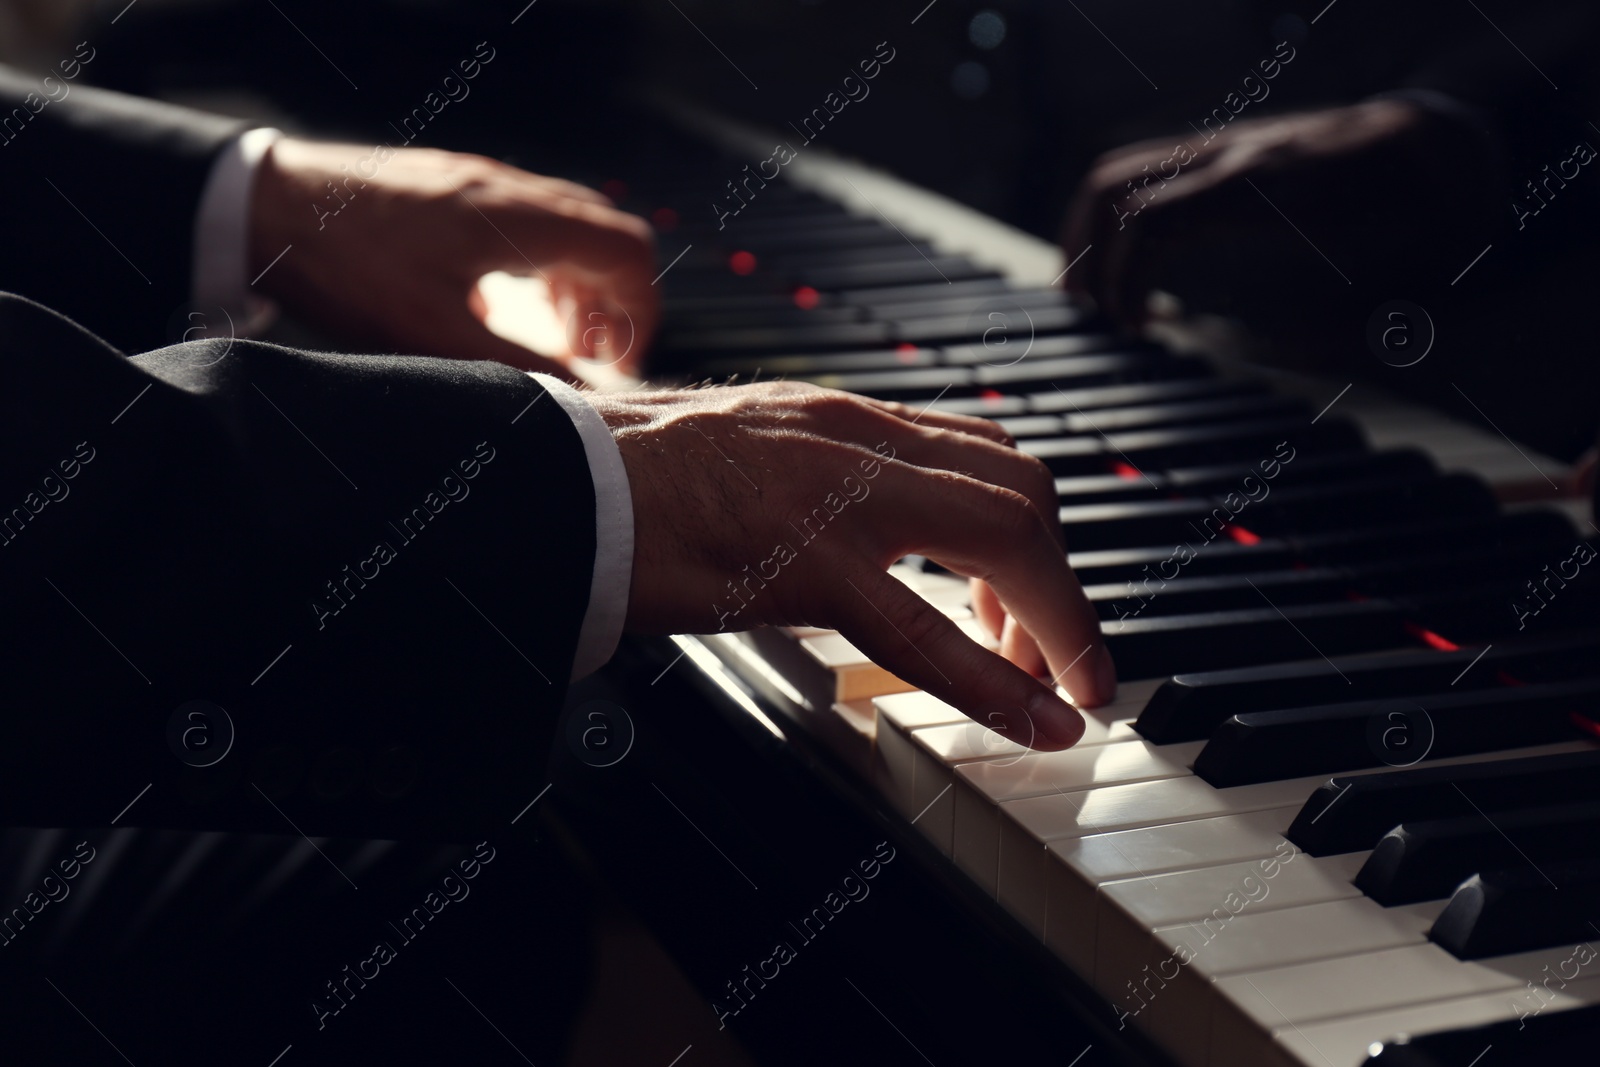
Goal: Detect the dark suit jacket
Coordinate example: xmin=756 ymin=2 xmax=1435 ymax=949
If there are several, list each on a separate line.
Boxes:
xmin=0 ymin=60 xmax=601 ymax=839
xmin=0 ymin=65 xmax=244 ymax=354
xmin=0 ymin=290 xmax=595 ymax=839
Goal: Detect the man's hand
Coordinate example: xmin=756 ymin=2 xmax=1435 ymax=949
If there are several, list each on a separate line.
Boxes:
xmin=1061 ymin=100 xmax=1498 ymax=326
xmin=249 ymin=138 xmax=658 ymax=378
xmin=588 ymin=382 xmax=1118 ymax=750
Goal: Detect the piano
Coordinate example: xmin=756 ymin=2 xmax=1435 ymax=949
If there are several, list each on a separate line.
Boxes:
xmin=523 ymin=104 xmax=1600 ymax=1067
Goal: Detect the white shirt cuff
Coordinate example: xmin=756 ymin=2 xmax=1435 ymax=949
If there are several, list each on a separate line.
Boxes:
xmin=192 ymin=126 xmax=282 ymax=334
xmin=528 ymin=372 xmax=634 ymax=681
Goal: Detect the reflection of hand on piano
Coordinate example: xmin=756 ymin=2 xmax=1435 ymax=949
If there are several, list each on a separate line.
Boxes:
xmin=1060 ymin=99 xmax=1497 ymax=327
xmin=588 ymin=380 xmax=1119 ymax=747
xmin=248 ymin=137 xmax=660 ymax=378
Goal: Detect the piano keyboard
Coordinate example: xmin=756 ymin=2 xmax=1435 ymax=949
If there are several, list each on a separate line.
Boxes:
xmin=528 ymin=106 xmax=1600 ymax=1067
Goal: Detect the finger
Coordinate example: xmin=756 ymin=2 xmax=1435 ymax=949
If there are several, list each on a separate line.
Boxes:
xmin=826 ymin=565 xmax=1085 ymax=749
xmin=518 ymin=173 xmax=616 ymax=207
xmin=1063 ymin=151 xmax=1160 ymax=303
xmin=487 ymin=199 xmax=661 ymax=352
xmin=1001 ymin=613 xmax=1048 ymax=677
xmin=865 ymin=462 xmax=1115 ymax=708
xmin=1102 ymin=162 xmax=1260 ymax=325
xmin=837 ymin=410 xmax=1062 ymax=551
xmin=1060 ymin=173 xmax=1113 ymax=300
xmin=971 ymin=577 xmax=1005 ymax=640
xmin=971 ymin=577 xmax=1050 ymax=677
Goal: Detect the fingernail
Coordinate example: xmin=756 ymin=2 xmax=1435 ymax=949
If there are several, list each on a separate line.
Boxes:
xmin=1094 ymin=644 xmax=1119 ymax=707
xmin=1028 ymin=688 xmax=1085 ymax=748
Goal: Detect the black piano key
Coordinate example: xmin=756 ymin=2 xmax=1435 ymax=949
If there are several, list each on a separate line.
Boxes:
xmin=1242 ymin=473 xmax=1496 ymax=536
xmin=862 ymin=287 xmax=1077 ymax=321
xmin=1029 ymin=376 xmax=1262 ymax=413
xmin=1069 ymin=539 xmax=1299 ymax=584
xmin=698 ymin=346 xmax=939 ymax=377
xmin=1024 ymin=418 xmax=1364 ymax=477
xmin=924 ymin=394 xmax=1029 ymax=417
xmin=890 ymin=306 xmax=1086 ymax=345
xmin=1089 ymin=565 xmax=1359 ymax=616
xmin=1068 ymin=512 xmax=1570 ymax=587
xmin=730 ymin=225 xmax=914 ymax=251
xmin=661 ymin=272 xmax=790 ymax=299
xmin=663 ymin=290 xmax=838 ymax=316
xmin=1356 ymin=800 xmax=1600 ymax=905
xmin=764 ymin=243 xmax=940 ymax=271
xmin=1137 ymin=629 xmax=1600 ymax=743
xmin=1059 ymin=394 xmax=1308 ymax=433
xmin=659 ymin=321 xmax=894 ymax=353
xmin=1295 ymin=510 xmax=1576 ymax=568
xmin=1431 ymin=859 xmax=1600 ymax=959
xmin=1174 ymin=448 xmax=1437 ymax=489
xmin=1412 ymin=573 xmax=1600 ymax=642
xmin=1105 ymin=600 xmax=1408 ymax=679
xmin=801 ymin=351 xmax=1177 ymax=400
xmin=945 ymin=333 xmax=1161 ymax=365
xmin=1192 ymin=678 xmax=1600 ymax=787
xmin=1286 ymin=750 xmax=1600 ymax=856
xmin=838 ymin=277 xmax=1014 ymax=305
xmin=991 ymin=415 xmax=1064 ymax=439
xmin=1057 ymin=451 xmax=1437 ymax=506
xmin=975 ymin=353 xmax=1189 ymax=390
xmin=663 ymin=304 xmax=867 ymax=332
xmin=801 ymin=365 xmax=972 ymax=400
xmin=1057 ymin=475 xmax=1491 ymax=551
xmin=799 ymin=257 xmax=999 ymax=289
xmin=766 ymin=243 xmax=943 ymax=270
xmin=1364 ymin=1001 xmax=1600 ymax=1066
xmin=1100 ymin=543 xmax=1583 ymax=626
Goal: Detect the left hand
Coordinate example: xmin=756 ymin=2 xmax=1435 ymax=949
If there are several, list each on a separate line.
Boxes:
xmin=1060 ymin=100 xmax=1498 ymax=327
xmin=248 ymin=138 xmax=659 ymax=378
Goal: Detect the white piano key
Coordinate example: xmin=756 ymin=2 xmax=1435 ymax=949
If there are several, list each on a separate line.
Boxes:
xmin=1269 ymin=973 xmax=1600 ymax=1067
xmin=1010 ymin=771 xmax=1327 ymax=846
xmin=905 ymin=721 xmax=1029 ymax=859
xmin=1040 ymin=807 xmax=1300 ymax=978
xmin=873 ymin=680 xmax=1157 ymax=853
xmin=1135 ymin=898 xmax=1445 ymax=1058
xmin=1075 ymin=677 xmax=1163 ymax=746
xmin=1005 ymin=740 xmax=1595 ymax=848
xmin=871 ymin=691 xmax=970 ymax=819
xmin=954 ymin=738 xmax=1204 ymax=913
xmin=822 ymin=699 xmax=877 ymax=779
xmin=1208 ymin=940 xmax=1595 ymax=1066
xmin=740 ymin=612 xmax=989 ymax=710
xmin=887 ymin=566 xmax=973 ymax=613
xmin=1094 ymin=850 xmax=1370 ymax=1002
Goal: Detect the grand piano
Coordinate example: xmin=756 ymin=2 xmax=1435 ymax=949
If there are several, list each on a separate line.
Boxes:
xmin=8 ymin=2 xmax=1599 ymax=1063
xmin=530 ymin=103 xmax=1600 ymax=1067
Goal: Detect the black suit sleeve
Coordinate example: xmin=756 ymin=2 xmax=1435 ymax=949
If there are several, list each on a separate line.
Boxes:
xmin=0 ymin=61 xmax=246 ymax=353
xmin=0 ymin=291 xmax=597 ymax=839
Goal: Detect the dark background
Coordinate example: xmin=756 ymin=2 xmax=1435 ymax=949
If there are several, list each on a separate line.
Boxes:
xmin=30 ymin=0 xmax=1596 ymax=459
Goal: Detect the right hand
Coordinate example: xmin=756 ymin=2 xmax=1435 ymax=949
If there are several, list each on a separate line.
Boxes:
xmin=588 ymin=382 xmax=1118 ymax=750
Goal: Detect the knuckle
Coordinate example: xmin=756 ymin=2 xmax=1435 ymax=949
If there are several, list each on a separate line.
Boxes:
xmin=989 ymin=484 xmax=1043 ymax=539
xmin=803 ymin=388 xmax=868 ymax=422
xmin=1018 ymin=451 xmax=1054 ymax=495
